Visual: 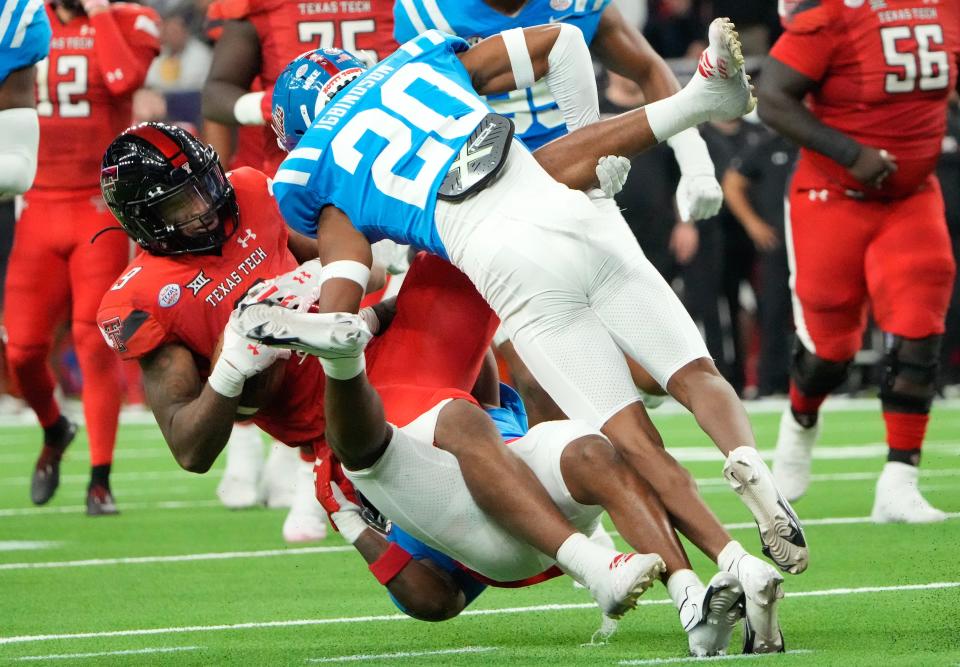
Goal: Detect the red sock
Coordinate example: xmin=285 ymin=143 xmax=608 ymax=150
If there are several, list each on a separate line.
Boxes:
xmin=882 ymin=411 xmax=929 ymax=452
xmin=789 ymin=382 xmax=827 ymax=417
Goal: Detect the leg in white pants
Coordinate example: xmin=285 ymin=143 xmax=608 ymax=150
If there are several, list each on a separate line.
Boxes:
xmin=344 ymin=400 xmax=604 ymax=583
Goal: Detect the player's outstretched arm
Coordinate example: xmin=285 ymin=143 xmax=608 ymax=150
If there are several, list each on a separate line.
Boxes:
xmin=591 ymin=6 xmax=720 ymax=220
xmin=460 ymin=24 xmax=599 ymax=134
xmin=758 ymin=58 xmax=896 ymax=188
xmin=202 ymin=20 xmax=268 ymax=126
xmin=140 ymin=343 xmax=241 ymax=473
xmin=0 ymin=66 xmax=41 ymax=195
xmin=315 ymin=206 xmax=374 ymax=315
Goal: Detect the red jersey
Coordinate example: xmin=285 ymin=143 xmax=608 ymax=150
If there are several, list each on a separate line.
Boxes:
xmin=97 ymin=168 xmax=326 ymax=447
xmin=771 ymin=0 xmax=960 ymax=197
xmin=35 ymin=3 xmax=160 ymax=191
xmin=205 ymin=0 xmax=398 ymax=175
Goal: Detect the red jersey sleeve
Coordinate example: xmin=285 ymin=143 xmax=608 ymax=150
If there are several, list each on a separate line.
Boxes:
xmin=97 ymin=267 xmax=173 ymax=362
xmin=769 ymin=2 xmax=838 ymax=83
xmin=97 ymin=302 xmax=171 ymax=361
xmin=90 ymin=4 xmax=161 ymax=96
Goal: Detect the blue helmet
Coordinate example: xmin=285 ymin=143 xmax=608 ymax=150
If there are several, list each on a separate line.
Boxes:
xmin=272 ymin=48 xmax=368 ymax=152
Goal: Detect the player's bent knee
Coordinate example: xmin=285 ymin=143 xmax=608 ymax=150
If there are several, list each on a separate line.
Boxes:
xmin=4 ymin=342 xmax=48 ymax=372
xmin=879 ymin=334 xmax=941 ymax=414
xmin=790 ymin=340 xmax=852 ymax=397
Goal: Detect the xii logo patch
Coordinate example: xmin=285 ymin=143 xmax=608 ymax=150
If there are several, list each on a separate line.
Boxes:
xmin=186 ymin=270 xmax=212 ymax=296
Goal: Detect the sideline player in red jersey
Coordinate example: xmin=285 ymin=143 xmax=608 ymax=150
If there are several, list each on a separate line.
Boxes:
xmin=4 ymin=0 xmax=159 ymax=514
xmin=759 ymin=0 xmax=959 ymax=522
xmin=201 ymin=0 xmax=397 ymax=176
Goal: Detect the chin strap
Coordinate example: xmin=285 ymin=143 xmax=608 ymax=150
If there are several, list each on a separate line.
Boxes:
xmin=90 ymin=226 xmax=126 ymax=245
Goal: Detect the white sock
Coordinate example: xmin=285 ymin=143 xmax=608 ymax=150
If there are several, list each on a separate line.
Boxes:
xmin=555 ymin=532 xmax=611 ymax=586
xmin=717 ymin=540 xmax=748 ymax=574
xmin=666 ymin=568 xmax=704 ymax=610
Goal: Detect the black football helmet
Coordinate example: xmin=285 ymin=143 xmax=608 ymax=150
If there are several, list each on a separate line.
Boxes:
xmin=100 ymin=122 xmax=238 ymax=256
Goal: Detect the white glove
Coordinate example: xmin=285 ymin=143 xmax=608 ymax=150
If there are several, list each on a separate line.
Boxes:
xmin=359 ymin=306 xmax=380 ymax=335
xmin=241 ymin=259 xmax=323 ymax=313
xmin=595 ymin=155 xmax=632 ymax=199
xmin=675 ymin=173 xmax=723 ymax=222
xmin=668 ymin=128 xmax=723 ymax=222
xmin=208 ymin=311 xmax=291 ymax=398
xmin=329 ymin=482 xmax=367 ymax=544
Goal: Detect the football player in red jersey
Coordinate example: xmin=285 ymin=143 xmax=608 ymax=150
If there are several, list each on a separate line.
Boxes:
xmin=200 ymin=0 xmax=397 ymax=176
xmin=4 ymin=0 xmax=159 ymax=514
xmin=759 ymin=0 xmax=960 ymax=522
xmin=97 ymin=124 xmax=786 ymax=653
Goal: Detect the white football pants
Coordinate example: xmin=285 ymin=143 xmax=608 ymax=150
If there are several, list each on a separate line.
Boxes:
xmin=436 ymin=143 xmax=708 ymax=427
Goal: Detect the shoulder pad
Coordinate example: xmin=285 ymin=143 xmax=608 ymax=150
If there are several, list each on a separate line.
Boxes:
xmin=779 ymin=0 xmax=838 ymax=34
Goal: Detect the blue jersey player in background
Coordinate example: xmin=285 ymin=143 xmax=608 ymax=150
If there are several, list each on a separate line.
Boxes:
xmin=392 ymin=0 xmax=727 ymax=423
xmin=263 ymin=20 xmax=800 ymax=654
xmin=0 ymin=0 xmax=50 ymax=195
xmin=392 ymin=0 xmax=723 ymax=222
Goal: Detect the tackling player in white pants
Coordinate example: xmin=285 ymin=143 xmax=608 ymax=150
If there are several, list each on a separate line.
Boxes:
xmin=282 ymin=19 xmax=808 ymax=578
xmin=238 ymin=301 xmax=788 ymax=655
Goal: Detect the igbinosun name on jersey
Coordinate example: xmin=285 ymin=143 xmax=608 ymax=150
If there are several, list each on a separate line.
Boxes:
xmin=313 ymin=64 xmax=395 ymax=131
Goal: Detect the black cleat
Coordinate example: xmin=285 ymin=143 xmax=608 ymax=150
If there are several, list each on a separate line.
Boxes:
xmin=30 ymin=417 xmax=78 ymax=505
xmin=86 ymin=484 xmax=119 ymax=516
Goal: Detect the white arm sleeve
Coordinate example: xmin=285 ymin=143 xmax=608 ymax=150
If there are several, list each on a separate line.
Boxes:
xmin=667 ymin=128 xmax=714 ymax=175
xmin=542 ymin=23 xmax=600 ymax=133
xmin=0 ymin=108 xmax=40 ymax=196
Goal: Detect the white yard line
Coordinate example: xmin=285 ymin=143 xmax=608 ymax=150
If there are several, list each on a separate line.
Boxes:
xmin=13 ymin=646 xmax=201 ymax=661
xmin=4 ymin=512 xmax=958 ymax=570
xmin=620 ymin=650 xmax=814 ymax=665
xmin=306 ymin=646 xmax=497 ymax=663
xmin=0 ymin=471 xmax=194 ymax=485
xmin=0 ymin=499 xmax=222 ymax=517
xmin=0 ymin=541 xmax=60 ymax=552
xmin=669 ymin=443 xmax=960 ymax=464
xmin=0 ymin=546 xmax=353 ymax=570
xmin=695 ymin=467 xmax=960 ymax=488
xmin=0 ymin=582 xmax=956 ymax=646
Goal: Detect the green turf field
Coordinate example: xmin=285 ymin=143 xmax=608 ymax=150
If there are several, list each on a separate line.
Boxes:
xmin=1 ymin=403 xmax=959 ymax=666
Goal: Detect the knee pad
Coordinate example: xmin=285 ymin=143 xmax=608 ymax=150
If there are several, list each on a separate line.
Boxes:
xmin=790 ymin=339 xmax=852 ymax=397
xmin=879 ymin=334 xmax=941 ymax=414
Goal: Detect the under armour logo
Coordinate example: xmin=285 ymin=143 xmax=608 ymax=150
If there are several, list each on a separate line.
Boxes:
xmin=247 ymin=344 xmax=260 ymax=355
xmin=236 ymin=228 xmax=257 ymax=249
xmin=186 ymin=270 xmax=211 ymax=296
xmin=808 ymin=189 xmax=829 ymax=202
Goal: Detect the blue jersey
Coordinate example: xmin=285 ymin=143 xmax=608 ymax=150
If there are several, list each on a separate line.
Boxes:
xmin=273 ymin=31 xmax=493 ymax=259
xmin=0 ymin=0 xmax=51 ymax=84
xmin=384 ymin=383 xmax=530 ymax=617
xmin=394 ymin=0 xmax=612 ymax=149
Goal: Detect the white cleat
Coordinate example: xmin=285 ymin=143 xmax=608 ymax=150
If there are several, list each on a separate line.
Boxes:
xmin=724 ymin=446 xmax=808 ymax=574
xmin=587 ymin=553 xmax=665 ymax=619
xmin=282 ymin=457 xmax=329 ymax=543
xmin=682 ymin=572 xmax=746 ymax=657
xmin=216 ymin=423 xmax=265 ymax=509
xmin=239 ymin=303 xmax=372 ymax=359
xmin=871 ymin=462 xmax=947 ymax=524
xmin=261 ymin=441 xmax=300 ymax=508
xmin=686 ymin=18 xmax=756 ymax=122
xmin=725 ymin=553 xmax=785 ymax=654
xmin=773 ymin=408 xmax=820 ymax=503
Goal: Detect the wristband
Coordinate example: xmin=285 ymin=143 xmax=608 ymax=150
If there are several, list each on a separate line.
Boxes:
xmin=667 ymin=128 xmax=713 ymax=176
xmin=233 ymin=92 xmax=267 ymax=126
xmin=208 ymin=357 xmax=245 ymax=398
xmin=320 ymin=260 xmax=370 ymax=290
xmin=369 ymin=543 xmax=413 ymax=585
xmin=320 ymin=353 xmax=366 ymax=381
